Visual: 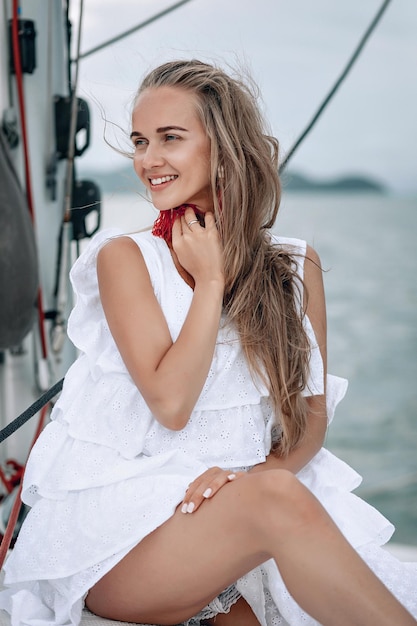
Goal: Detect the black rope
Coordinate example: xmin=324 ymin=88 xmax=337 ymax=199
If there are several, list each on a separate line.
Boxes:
xmin=0 ymin=378 xmax=64 ymax=444
xmin=77 ymin=0 xmax=194 ymax=60
xmin=279 ymin=0 xmax=392 ymax=173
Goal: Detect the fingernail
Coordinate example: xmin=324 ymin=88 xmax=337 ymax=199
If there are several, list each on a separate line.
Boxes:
xmin=186 ymin=502 xmax=195 ymax=513
xmin=181 ymin=503 xmax=188 ymax=514
xmin=227 ymin=474 xmax=236 ymax=481
xmin=203 ymin=488 xmax=212 ymax=498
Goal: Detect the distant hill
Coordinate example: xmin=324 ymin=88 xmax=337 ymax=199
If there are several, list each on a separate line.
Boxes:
xmin=282 ymin=171 xmax=386 ymax=193
xmin=80 ymin=165 xmax=386 ymax=195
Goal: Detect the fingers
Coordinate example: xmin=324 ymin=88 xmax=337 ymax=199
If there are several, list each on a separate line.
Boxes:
xmin=171 ymin=212 xmax=182 ymax=239
xmin=181 ymin=207 xmax=216 ymax=232
xmin=186 ymin=209 xmax=216 ymax=231
xmin=203 ymin=211 xmax=215 ymax=230
xmin=172 ymin=208 xmax=216 ymax=243
xmin=182 ymin=207 xmax=203 ymax=232
xmin=180 ymin=214 xmax=199 ymax=233
xmin=171 ymin=208 xmax=201 ymax=248
xmin=171 ymin=207 xmax=223 ymax=285
xmin=180 ymin=468 xmax=246 ymax=514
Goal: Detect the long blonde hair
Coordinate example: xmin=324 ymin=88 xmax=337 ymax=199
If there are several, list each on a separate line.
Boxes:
xmin=137 ymin=60 xmax=311 ymax=455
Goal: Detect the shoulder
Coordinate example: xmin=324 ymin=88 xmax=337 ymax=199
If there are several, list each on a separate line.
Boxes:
xmin=270 ymin=233 xmax=324 ymax=309
xmin=269 ymin=233 xmax=313 ymax=282
xmin=97 ymin=230 xmax=160 ymax=270
xmin=97 ymin=236 xmax=142 ymax=281
xmin=270 ymin=234 xmax=307 ymax=255
xmin=96 ymin=231 xmax=169 ymax=303
xmin=97 ymin=229 xmax=154 ymax=255
xmin=98 ymin=233 xmax=141 ymax=257
xmin=97 ymin=233 xmax=153 ymax=289
xmin=270 ymin=234 xmax=322 ymax=274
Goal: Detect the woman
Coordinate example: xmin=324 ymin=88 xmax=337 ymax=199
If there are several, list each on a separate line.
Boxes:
xmin=1 ymin=60 xmax=416 ymax=626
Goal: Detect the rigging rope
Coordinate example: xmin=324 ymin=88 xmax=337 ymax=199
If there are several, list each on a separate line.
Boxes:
xmin=279 ymin=0 xmax=392 ymax=173
xmin=77 ymin=0 xmax=194 ymax=60
xmin=0 ymin=378 xmax=63 ymax=445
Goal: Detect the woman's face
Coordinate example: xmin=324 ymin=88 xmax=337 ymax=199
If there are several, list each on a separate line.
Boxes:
xmin=131 ymin=86 xmax=213 ymax=212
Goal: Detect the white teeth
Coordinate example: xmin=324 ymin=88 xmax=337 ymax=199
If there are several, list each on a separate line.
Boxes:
xmin=150 ymin=175 xmax=177 ymax=186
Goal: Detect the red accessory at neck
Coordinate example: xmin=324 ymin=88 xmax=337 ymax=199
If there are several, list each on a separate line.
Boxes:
xmin=152 ymin=204 xmax=204 ymax=245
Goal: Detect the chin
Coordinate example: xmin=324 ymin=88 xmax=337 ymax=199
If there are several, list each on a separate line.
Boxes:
xmin=150 ymin=191 xmax=212 ymax=212
xmin=152 ymin=198 xmax=199 ymax=212
xmin=150 ymin=197 xmax=175 ymax=212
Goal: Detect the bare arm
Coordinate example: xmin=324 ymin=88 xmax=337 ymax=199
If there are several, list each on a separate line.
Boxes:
xmin=250 ymin=244 xmax=328 ymax=474
xmin=97 ymin=209 xmax=224 ymax=430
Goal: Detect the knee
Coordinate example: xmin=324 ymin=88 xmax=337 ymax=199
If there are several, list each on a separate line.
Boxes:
xmin=254 ymin=470 xmax=322 ymax=527
xmin=256 ymin=468 xmax=300 ymax=497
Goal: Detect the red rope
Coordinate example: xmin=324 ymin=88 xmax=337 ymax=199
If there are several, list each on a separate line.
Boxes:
xmin=0 ymin=482 xmax=23 ymax=566
xmin=152 ymin=204 xmax=204 ymax=245
xmin=0 ymin=460 xmax=24 ymax=494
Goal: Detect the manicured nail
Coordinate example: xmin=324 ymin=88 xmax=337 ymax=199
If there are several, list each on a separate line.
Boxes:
xmin=187 ymin=502 xmax=195 ymax=513
xmin=203 ymin=488 xmax=212 ymax=498
xmin=181 ymin=503 xmax=188 ymax=514
xmin=227 ymin=473 xmax=236 ymax=480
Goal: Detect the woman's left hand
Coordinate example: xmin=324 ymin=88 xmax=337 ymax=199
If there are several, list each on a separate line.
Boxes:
xmin=172 ymin=208 xmax=224 ymax=287
xmin=180 ymin=467 xmax=246 ymax=514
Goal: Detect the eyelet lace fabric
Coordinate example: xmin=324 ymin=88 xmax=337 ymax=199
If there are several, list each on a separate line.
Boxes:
xmin=0 ymin=228 xmax=416 ymax=626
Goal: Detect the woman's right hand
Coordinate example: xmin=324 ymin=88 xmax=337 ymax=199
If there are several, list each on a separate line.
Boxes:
xmin=171 ymin=207 xmax=224 ymax=287
xmin=180 ymin=467 xmax=246 ymax=514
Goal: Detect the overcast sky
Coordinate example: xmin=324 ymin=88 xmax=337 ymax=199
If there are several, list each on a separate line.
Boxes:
xmin=71 ymin=0 xmax=417 ymax=194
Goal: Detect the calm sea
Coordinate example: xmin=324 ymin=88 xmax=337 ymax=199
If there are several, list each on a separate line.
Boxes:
xmin=100 ymin=191 xmax=417 ymax=546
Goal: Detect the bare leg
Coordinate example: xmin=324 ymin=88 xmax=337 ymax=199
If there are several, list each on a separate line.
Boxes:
xmin=86 ymin=470 xmax=416 ymax=626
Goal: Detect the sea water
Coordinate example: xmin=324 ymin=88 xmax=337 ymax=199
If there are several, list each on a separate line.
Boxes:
xmin=99 ymin=191 xmax=417 ymax=546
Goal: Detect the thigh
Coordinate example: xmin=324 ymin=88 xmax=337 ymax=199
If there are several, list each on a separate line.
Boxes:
xmin=86 ymin=472 xmax=272 ymax=624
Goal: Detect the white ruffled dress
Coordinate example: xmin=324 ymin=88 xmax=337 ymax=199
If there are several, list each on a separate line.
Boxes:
xmin=1 ymin=229 xmax=416 ymax=626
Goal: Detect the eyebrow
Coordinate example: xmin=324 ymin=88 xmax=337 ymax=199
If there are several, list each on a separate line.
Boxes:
xmin=130 ymin=125 xmax=188 ymax=139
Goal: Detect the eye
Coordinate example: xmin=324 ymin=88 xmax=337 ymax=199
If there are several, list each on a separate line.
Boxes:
xmin=133 ymin=137 xmax=147 ymax=148
xmin=165 ymin=134 xmax=179 ymax=142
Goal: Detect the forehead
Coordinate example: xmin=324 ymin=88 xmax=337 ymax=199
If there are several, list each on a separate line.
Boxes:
xmin=132 ymin=86 xmax=202 ymax=129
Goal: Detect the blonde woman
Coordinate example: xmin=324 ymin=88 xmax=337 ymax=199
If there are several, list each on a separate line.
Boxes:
xmin=1 ymin=60 xmax=416 ymax=626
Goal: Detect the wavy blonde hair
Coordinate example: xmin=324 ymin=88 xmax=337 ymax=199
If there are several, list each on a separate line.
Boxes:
xmin=137 ymin=60 xmax=311 ymax=455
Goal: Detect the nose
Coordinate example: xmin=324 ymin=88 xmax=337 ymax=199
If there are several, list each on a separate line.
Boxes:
xmin=140 ymin=142 xmax=165 ymax=170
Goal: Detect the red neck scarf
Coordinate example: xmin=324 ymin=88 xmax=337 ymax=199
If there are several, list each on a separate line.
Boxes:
xmin=152 ymin=204 xmax=204 ymax=245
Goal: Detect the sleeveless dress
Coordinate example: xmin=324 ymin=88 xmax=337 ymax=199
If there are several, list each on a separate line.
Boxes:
xmin=0 ymin=228 xmax=416 ymax=626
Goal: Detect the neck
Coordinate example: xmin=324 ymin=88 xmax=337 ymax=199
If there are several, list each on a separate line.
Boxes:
xmin=152 ymin=204 xmax=204 ymax=245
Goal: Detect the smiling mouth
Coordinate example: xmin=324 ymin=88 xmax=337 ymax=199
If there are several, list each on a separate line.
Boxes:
xmin=149 ymin=175 xmax=178 ymax=187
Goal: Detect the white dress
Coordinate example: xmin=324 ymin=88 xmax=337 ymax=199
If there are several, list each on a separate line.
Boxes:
xmin=0 ymin=228 xmax=416 ymax=626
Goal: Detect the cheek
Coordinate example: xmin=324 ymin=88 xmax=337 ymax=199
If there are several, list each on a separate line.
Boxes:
xmin=133 ymin=155 xmax=144 ymax=180
xmin=198 ymin=159 xmax=212 ymax=187
xmin=190 ymin=149 xmax=209 ymax=178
